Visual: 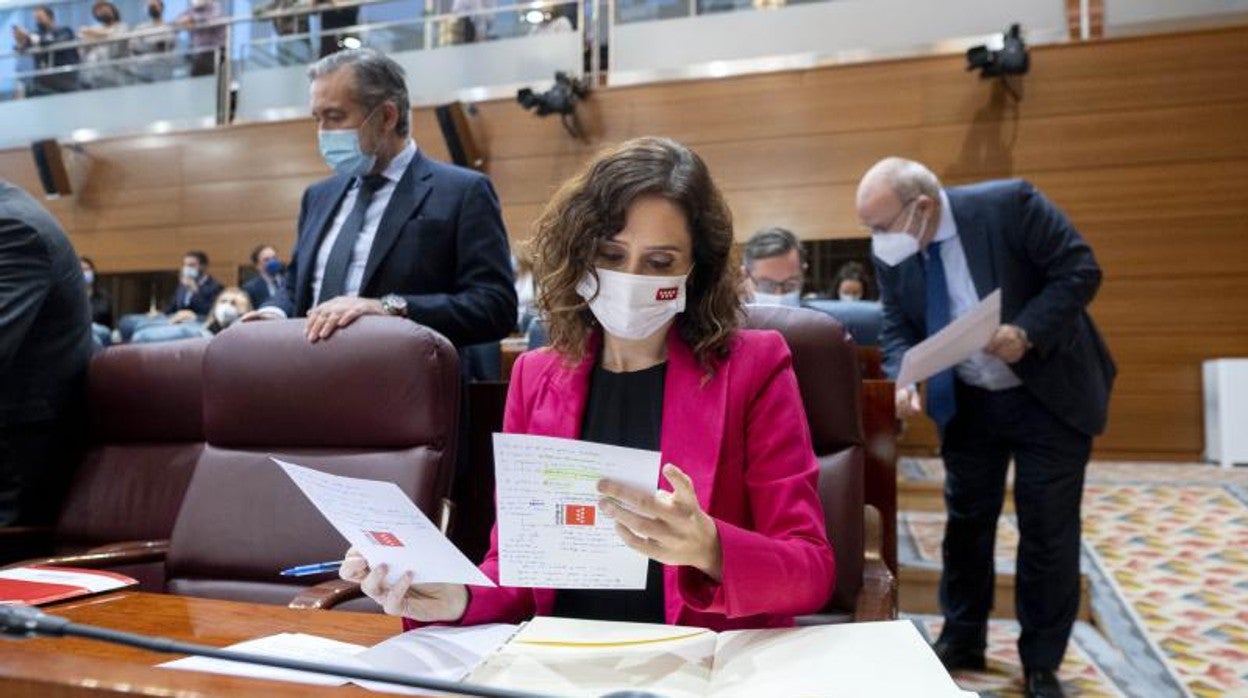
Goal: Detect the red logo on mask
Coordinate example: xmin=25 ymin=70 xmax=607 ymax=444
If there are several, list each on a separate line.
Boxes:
xmin=655 ymin=287 xmax=679 ymax=301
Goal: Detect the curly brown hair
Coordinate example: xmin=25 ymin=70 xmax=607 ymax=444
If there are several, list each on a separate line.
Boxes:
xmin=530 ymin=137 xmax=743 ymax=371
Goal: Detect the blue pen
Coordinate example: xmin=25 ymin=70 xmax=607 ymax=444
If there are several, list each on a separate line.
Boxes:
xmin=279 ymin=560 xmax=344 ymax=577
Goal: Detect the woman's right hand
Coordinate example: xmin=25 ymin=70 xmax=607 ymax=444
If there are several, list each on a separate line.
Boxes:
xmin=339 ymin=547 xmax=470 ymax=623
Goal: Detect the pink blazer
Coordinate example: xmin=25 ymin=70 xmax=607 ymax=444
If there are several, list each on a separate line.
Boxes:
xmin=405 ymin=327 xmax=836 ymax=632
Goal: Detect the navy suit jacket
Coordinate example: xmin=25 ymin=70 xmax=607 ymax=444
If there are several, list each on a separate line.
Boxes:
xmin=241 ymin=274 xmax=279 ymax=309
xmin=166 ymin=274 xmax=223 ymax=316
xmin=873 ymin=179 xmax=1116 ymax=437
xmin=266 ymin=151 xmax=516 ymax=347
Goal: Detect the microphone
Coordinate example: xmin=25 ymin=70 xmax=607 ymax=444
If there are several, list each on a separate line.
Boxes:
xmin=0 ymin=604 xmax=554 ymax=698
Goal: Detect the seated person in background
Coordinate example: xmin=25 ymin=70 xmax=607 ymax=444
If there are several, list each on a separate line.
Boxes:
xmin=241 ymin=244 xmax=286 ymax=309
xmin=131 ymin=286 xmax=250 ymax=343
xmin=512 ymin=248 xmax=535 ymax=333
xmin=341 ymin=136 xmax=836 ymax=630
xmin=741 ymin=226 xmax=806 ymax=306
xmin=205 ymin=287 xmax=251 ymax=333
xmin=833 ymin=260 xmax=871 ymax=301
xmin=80 ymin=256 xmax=113 ymax=328
xmin=166 ymin=249 xmax=223 ymax=321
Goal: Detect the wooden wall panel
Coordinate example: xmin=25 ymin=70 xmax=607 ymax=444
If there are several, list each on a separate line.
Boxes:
xmin=2 ymin=25 xmax=1246 ymax=460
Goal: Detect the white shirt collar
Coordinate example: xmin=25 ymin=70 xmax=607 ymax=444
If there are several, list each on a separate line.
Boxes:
xmin=933 ymin=189 xmax=957 ymax=243
xmin=378 ymin=139 xmax=418 ymax=184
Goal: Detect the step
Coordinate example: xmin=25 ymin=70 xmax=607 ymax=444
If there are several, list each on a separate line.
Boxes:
xmin=899 ymin=565 xmax=1093 ymax=623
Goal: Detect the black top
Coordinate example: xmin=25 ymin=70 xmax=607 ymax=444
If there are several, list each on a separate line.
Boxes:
xmin=88 ymin=290 xmax=113 ymax=328
xmin=551 ymin=361 xmax=667 ymax=624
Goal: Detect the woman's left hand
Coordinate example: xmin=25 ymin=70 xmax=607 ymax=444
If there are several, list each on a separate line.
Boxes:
xmin=598 ymin=463 xmax=723 ymax=582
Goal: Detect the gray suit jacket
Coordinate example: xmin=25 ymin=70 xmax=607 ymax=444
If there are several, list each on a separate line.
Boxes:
xmin=0 ymin=181 xmax=92 ymax=428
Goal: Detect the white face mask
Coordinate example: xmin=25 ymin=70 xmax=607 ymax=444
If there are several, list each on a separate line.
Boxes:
xmin=213 ymin=303 xmax=240 ymax=327
xmin=181 ymin=265 xmax=200 ymax=280
xmin=838 ymin=291 xmax=863 ymax=302
xmin=752 ymin=290 xmax=801 ymax=307
xmin=871 ymin=232 xmax=921 ymax=267
xmin=576 ymin=267 xmax=688 ymax=341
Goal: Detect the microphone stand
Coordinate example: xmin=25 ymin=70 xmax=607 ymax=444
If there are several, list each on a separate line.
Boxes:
xmin=0 ymin=603 xmax=549 ymax=698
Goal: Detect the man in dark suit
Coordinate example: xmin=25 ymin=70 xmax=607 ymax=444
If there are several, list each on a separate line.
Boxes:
xmin=165 ymin=249 xmax=223 ymax=318
xmin=0 ymin=180 xmax=92 ymax=527
xmin=241 ymin=243 xmax=285 ymax=309
xmin=857 ymin=158 xmax=1115 ymax=698
xmin=250 ymin=48 xmax=516 ymax=348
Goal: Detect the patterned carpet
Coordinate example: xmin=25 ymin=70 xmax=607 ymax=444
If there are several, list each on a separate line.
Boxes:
xmin=900 ymin=460 xmax=1248 ymax=698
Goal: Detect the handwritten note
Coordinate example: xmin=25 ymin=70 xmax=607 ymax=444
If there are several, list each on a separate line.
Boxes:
xmin=275 ymin=459 xmax=493 ymax=587
xmin=492 ymin=433 xmax=661 ymax=589
xmin=897 ymin=289 xmax=1002 ymax=388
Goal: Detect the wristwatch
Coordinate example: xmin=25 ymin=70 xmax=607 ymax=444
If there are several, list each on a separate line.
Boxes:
xmin=380 ymin=294 xmax=408 ymax=317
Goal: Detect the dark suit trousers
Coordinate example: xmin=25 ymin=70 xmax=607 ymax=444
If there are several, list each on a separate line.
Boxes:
xmin=0 ymin=419 xmax=81 ymax=528
xmin=937 ymin=380 xmax=1091 ymax=671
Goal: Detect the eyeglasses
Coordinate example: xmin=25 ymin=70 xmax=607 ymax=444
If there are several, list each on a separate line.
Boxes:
xmin=751 ymin=276 xmax=804 ymax=295
xmin=859 ymin=197 xmax=918 ymax=237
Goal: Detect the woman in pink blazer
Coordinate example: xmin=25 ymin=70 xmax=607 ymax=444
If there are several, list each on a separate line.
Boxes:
xmin=343 ymin=137 xmax=836 ymax=630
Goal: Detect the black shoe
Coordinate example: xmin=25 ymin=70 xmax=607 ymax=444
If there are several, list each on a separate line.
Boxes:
xmin=1024 ymin=668 xmax=1064 ymax=698
xmin=932 ymin=638 xmax=986 ymax=671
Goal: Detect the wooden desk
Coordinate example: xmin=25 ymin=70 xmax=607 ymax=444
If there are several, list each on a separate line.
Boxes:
xmin=0 ymin=592 xmax=414 ymax=697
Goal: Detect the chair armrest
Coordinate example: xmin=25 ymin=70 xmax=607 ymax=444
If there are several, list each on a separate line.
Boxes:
xmin=289 ymin=579 xmax=364 ymax=610
xmin=852 ymin=557 xmax=898 ymax=622
xmin=852 ymin=505 xmax=897 ymax=622
xmin=4 ymin=539 xmax=169 ymax=570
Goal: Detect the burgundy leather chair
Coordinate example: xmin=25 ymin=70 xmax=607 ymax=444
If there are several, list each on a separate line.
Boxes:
xmin=744 ymin=305 xmax=897 ymax=622
xmin=2 ymin=339 xmax=208 ymax=589
xmin=157 ymin=317 xmax=461 ymax=610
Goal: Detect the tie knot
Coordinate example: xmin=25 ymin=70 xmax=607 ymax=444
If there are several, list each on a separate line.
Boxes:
xmin=359 ymin=174 xmax=388 ymax=195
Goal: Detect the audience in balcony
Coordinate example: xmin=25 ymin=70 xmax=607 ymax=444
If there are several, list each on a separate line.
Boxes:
xmin=315 ymin=0 xmax=359 ymax=58
xmin=175 ymin=0 xmax=226 ymax=77
xmin=255 ymin=0 xmax=313 ymax=65
xmin=10 ymin=4 xmax=81 ymax=95
xmin=128 ymin=0 xmax=178 ymax=83
xmin=79 ymin=1 xmax=129 ymax=89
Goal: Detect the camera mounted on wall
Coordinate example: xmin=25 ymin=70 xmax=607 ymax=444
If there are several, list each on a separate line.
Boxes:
xmin=966 ymin=23 xmax=1029 ymax=100
xmin=516 ymin=71 xmax=591 ymax=139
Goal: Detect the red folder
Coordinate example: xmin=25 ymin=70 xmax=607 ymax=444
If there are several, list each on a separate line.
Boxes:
xmin=0 ymin=565 xmax=137 ymax=606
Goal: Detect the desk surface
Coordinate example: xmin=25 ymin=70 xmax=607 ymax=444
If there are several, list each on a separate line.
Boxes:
xmin=0 ymin=591 xmax=413 ymax=697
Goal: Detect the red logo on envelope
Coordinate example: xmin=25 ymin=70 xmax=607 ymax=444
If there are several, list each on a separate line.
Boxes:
xmin=366 ymin=531 xmax=404 ymax=547
xmin=563 ymin=505 xmax=596 ymax=526
xmin=655 ymin=287 xmax=679 ymax=301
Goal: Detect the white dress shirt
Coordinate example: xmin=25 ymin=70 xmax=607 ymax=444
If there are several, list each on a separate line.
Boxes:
xmin=310 ymin=140 xmax=418 ymax=304
xmin=929 ymin=189 xmax=1022 ymax=391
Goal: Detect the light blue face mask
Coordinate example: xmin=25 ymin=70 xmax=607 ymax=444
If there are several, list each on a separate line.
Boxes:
xmin=752 ymin=290 xmax=802 ymax=307
xmin=317 ymin=108 xmax=380 ymax=177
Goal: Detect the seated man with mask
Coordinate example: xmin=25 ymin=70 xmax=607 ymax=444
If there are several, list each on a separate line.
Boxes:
xmin=742 ymin=227 xmax=806 ymax=306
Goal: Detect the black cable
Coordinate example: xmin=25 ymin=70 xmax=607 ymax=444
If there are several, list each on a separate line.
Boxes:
xmin=2 ymin=605 xmax=551 ymax=698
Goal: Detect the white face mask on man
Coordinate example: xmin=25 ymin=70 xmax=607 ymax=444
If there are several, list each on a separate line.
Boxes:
xmin=576 ymin=267 xmax=688 ymax=341
xmin=870 ymin=199 xmax=928 ymax=267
